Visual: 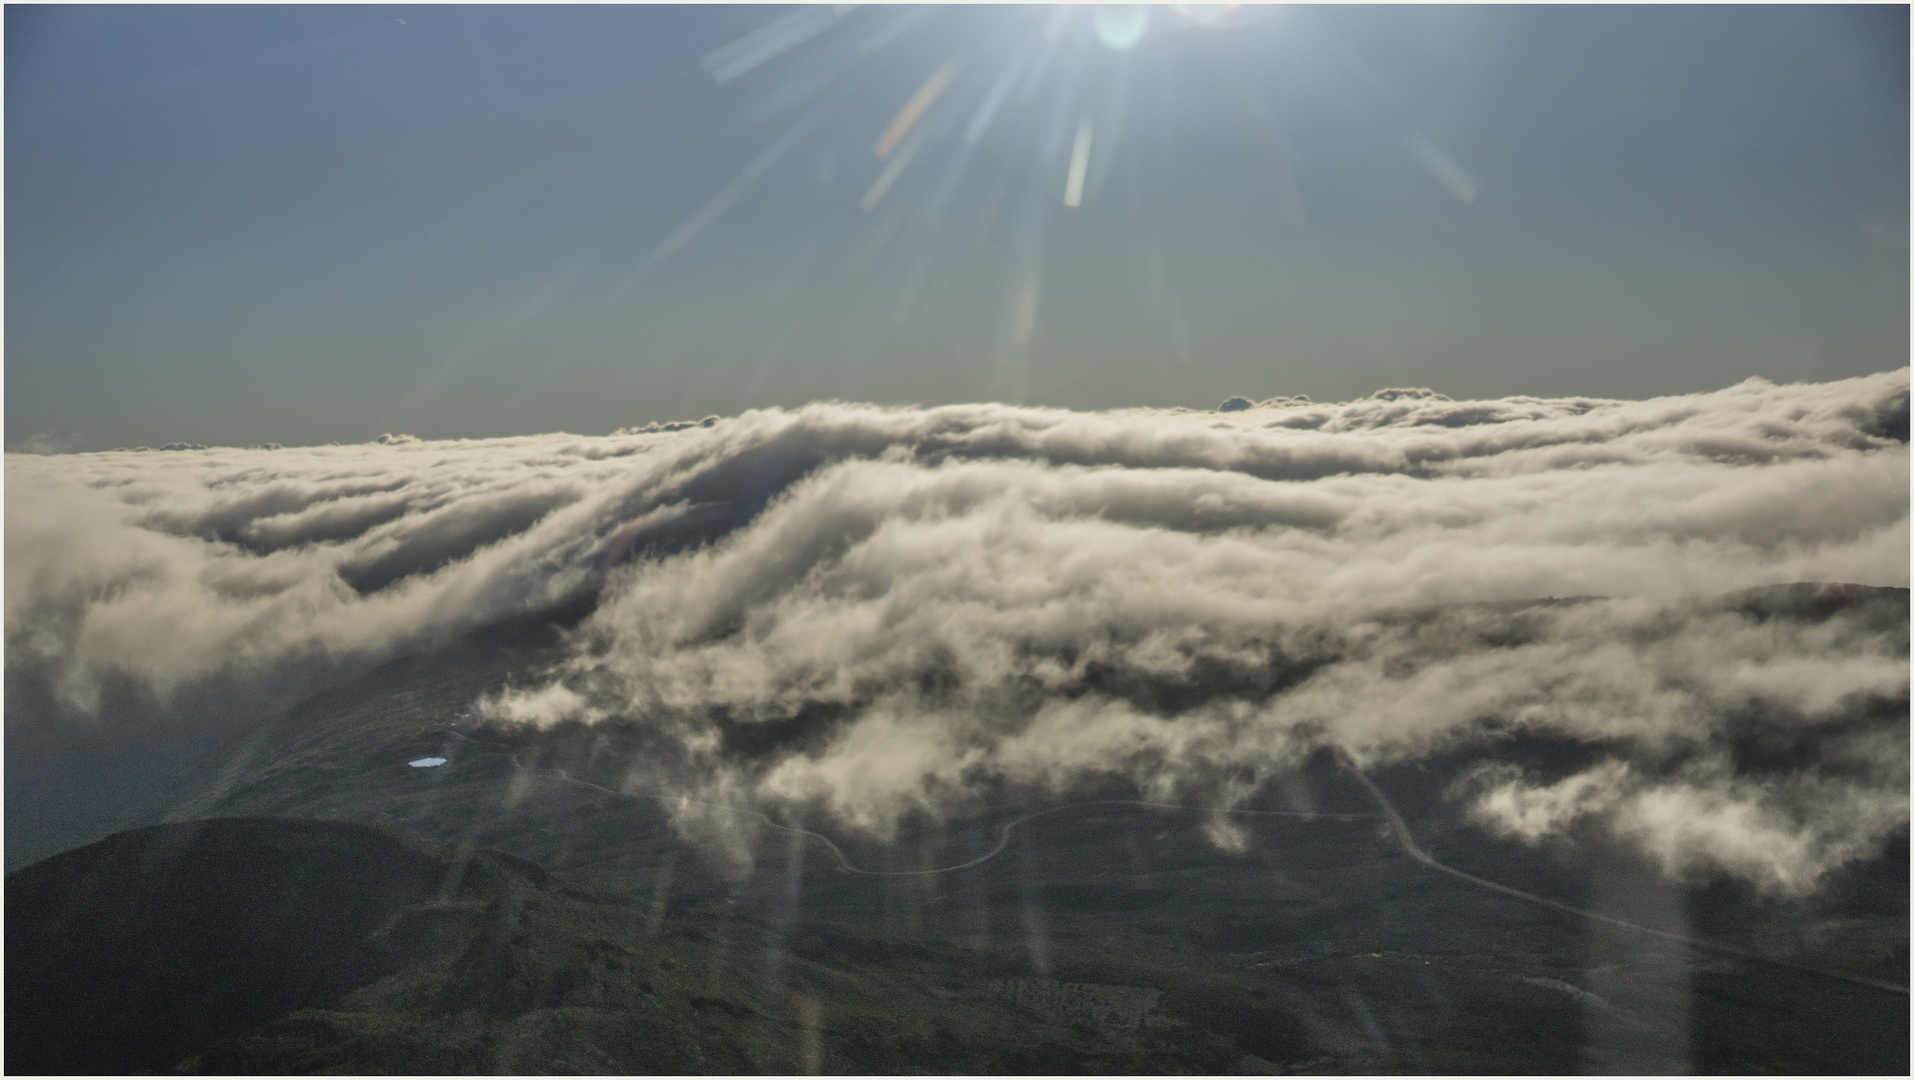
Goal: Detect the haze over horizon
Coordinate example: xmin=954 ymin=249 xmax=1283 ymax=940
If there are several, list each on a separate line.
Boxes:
xmin=6 ymin=4 xmax=1909 ymax=452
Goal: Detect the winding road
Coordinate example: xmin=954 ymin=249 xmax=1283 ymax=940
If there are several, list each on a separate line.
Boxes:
xmin=1338 ymin=755 xmax=1910 ymax=996
xmin=535 ymin=759 xmax=1374 ymax=877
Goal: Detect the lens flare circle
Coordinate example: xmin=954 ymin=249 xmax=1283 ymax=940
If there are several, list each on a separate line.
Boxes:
xmin=1094 ymin=6 xmax=1149 ymax=51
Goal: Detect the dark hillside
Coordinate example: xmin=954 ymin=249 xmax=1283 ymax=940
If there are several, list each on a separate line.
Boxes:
xmin=7 ymin=818 xmax=574 ymax=1072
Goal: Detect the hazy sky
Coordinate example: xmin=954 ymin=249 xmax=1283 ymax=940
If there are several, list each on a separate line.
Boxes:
xmin=6 ymin=4 xmax=1908 ymax=450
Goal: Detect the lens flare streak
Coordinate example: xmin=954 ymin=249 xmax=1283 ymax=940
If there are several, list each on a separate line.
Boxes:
xmin=860 ymin=130 xmax=927 ymax=212
xmin=873 ymin=59 xmax=961 ymax=160
xmin=1410 ymin=133 xmax=1480 ymax=204
xmin=1063 ymin=118 xmax=1093 ymax=207
xmin=702 ymin=6 xmax=843 ymax=85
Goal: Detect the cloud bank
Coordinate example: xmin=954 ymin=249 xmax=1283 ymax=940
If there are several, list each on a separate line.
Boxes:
xmin=7 ymin=371 xmax=1908 ymax=891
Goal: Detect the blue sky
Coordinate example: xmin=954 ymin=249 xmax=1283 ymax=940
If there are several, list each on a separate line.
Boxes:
xmin=6 ymin=4 xmax=1907 ymax=450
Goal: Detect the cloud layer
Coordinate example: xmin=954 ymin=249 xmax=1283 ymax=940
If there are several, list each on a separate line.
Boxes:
xmin=7 ymin=371 xmax=1908 ymax=891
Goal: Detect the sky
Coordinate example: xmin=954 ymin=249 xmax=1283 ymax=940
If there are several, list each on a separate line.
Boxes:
xmin=5 ymin=4 xmax=1909 ymax=450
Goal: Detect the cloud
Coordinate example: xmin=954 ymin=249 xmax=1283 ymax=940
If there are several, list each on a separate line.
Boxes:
xmin=5 ymin=433 xmax=80 ymax=456
xmin=7 ymin=371 xmax=1908 ymax=891
xmin=1459 ymin=756 xmax=1909 ymax=893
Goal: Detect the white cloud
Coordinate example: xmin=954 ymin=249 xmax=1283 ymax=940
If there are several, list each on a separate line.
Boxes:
xmin=8 ymin=371 xmax=1908 ymax=891
xmin=1462 ymin=760 xmax=1911 ymax=893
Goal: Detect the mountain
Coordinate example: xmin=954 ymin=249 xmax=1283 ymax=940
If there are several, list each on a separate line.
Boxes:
xmin=6 ymin=585 xmax=1908 ymax=1073
xmin=10 ymin=816 xmax=1151 ymax=1074
xmin=9 ymin=801 xmax=1907 ymax=1073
